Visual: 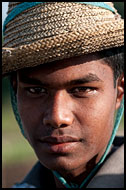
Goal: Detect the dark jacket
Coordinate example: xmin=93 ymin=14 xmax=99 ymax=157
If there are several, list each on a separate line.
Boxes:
xmin=12 ymin=136 xmax=124 ymax=188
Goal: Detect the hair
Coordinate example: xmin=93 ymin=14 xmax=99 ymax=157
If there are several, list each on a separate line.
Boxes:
xmin=97 ymin=46 xmax=124 ymax=88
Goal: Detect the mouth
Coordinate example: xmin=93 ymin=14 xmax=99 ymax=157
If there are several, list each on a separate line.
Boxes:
xmin=38 ymin=136 xmax=81 ymax=154
xmin=40 ymin=135 xmax=79 ymax=143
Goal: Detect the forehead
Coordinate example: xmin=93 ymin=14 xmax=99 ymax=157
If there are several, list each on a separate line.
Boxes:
xmin=18 ymin=54 xmax=113 ymax=84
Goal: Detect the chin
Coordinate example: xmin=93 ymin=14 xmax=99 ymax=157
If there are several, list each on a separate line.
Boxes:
xmin=39 ymin=154 xmax=80 ymax=173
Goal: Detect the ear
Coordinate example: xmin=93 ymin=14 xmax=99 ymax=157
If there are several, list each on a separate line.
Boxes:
xmin=116 ymin=75 xmax=124 ymax=110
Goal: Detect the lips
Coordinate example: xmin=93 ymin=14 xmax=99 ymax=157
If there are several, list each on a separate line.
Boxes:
xmin=39 ymin=135 xmax=79 ymax=144
xmin=38 ymin=135 xmax=80 ymax=154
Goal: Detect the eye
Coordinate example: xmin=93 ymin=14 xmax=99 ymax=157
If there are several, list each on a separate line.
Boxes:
xmin=25 ymin=87 xmax=47 ymax=94
xmin=69 ymin=86 xmax=97 ymax=97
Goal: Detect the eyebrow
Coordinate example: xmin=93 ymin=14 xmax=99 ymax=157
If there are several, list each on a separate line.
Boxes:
xmin=19 ymin=73 xmax=103 ymax=87
xmin=69 ymin=73 xmax=103 ymax=85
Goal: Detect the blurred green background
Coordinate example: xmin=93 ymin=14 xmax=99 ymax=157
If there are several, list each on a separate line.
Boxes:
xmin=2 ymin=2 xmax=124 ymax=188
xmin=2 ymin=77 xmax=37 ymax=165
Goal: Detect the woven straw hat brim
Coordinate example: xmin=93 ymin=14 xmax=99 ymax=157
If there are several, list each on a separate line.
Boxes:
xmin=2 ymin=2 xmax=124 ymax=75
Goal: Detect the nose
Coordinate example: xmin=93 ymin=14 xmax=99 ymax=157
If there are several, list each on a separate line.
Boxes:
xmin=43 ymin=90 xmax=74 ymax=128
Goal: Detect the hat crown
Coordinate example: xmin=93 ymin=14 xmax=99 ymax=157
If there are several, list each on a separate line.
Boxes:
xmin=3 ymin=2 xmax=121 ymax=48
xmin=2 ymin=2 xmax=124 ymax=75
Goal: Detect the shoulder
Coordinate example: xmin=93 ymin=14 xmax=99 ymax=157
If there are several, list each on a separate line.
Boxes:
xmin=12 ymin=162 xmax=56 ymax=188
xmin=87 ymin=136 xmax=124 ymax=188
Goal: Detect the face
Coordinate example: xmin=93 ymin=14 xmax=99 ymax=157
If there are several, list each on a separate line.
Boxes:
xmin=15 ymin=54 xmax=122 ymax=180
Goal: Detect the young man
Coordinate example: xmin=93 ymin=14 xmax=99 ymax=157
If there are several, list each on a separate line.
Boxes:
xmin=2 ymin=2 xmax=124 ymax=188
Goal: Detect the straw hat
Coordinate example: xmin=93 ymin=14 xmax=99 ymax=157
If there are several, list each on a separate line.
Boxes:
xmin=2 ymin=2 xmax=124 ymax=75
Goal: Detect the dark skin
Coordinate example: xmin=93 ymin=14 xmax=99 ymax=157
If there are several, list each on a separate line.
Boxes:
xmin=13 ymin=54 xmax=124 ymax=188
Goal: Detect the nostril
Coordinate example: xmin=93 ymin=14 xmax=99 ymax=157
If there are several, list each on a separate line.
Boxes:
xmin=60 ymin=124 xmax=68 ymax=128
xmin=43 ymin=120 xmax=69 ymax=129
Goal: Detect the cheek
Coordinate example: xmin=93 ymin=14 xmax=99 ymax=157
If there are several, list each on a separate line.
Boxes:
xmin=17 ymin=94 xmax=43 ymax=141
xmin=76 ymin=94 xmax=116 ymax=151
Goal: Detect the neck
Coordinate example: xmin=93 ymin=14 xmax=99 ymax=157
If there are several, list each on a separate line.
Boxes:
xmin=53 ymin=145 xmax=114 ymax=188
xmin=53 ymin=155 xmax=99 ymax=188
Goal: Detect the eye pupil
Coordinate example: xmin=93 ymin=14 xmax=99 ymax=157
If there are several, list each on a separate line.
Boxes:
xmin=68 ymin=86 xmax=97 ymax=97
xmin=73 ymin=87 xmax=87 ymax=92
xmin=29 ymin=87 xmax=46 ymax=94
xmin=78 ymin=87 xmax=86 ymax=91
